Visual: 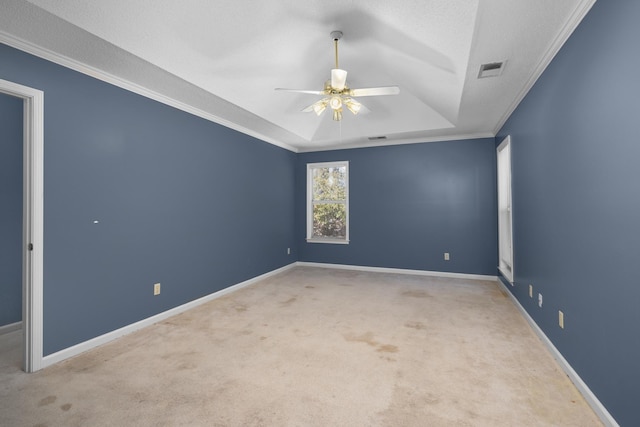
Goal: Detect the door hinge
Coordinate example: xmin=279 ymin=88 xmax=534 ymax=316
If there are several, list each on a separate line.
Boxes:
xmin=28 ymin=243 xmax=33 ymax=251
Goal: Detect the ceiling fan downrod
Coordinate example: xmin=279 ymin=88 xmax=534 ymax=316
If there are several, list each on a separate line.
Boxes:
xmin=331 ymin=31 xmax=343 ymax=69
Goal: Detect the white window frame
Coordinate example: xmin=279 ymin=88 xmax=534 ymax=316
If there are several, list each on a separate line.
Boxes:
xmin=497 ymin=136 xmax=514 ymax=283
xmin=307 ymin=161 xmax=349 ymax=244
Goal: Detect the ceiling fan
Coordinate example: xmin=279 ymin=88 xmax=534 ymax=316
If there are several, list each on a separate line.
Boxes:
xmin=276 ymin=31 xmax=400 ymax=121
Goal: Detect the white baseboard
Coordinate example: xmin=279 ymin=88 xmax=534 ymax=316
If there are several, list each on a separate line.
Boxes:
xmin=42 ymin=263 xmax=296 ymax=368
xmin=0 ymin=321 xmax=22 ymax=335
xmin=496 ymin=279 xmax=619 ymax=427
xmin=38 ymin=260 xmax=617 ymax=426
xmin=296 ymin=261 xmax=497 ymax=282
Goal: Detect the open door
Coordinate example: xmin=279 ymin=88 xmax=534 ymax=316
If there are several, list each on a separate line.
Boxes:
xmin=0 ymin=79 xmax=44 ymax=372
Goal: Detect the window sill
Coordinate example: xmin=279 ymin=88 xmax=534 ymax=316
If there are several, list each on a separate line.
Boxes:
xmin=306 ymin=238 xmax=350 ymax=245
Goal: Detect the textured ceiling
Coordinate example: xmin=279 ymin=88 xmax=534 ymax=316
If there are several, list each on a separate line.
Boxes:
xmin=1 ymin=0 xmax=595 ymax=152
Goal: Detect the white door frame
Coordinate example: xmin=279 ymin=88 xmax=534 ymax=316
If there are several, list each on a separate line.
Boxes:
xmin=0 ymin=79 xmax=44 ymax=372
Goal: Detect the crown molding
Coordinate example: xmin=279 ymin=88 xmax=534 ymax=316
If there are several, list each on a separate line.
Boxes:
xmin=298 ymin=132 xmax=496 ymax=153
xmin=0 ymin=31 xmax=299 ymax=153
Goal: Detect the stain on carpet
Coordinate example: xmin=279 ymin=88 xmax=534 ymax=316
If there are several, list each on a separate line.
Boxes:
xmin=38 ymin=395 xmax=56 ymax=406
xmin=178 ymin=362 xmax=196 ymax=371
xmin=344 ymin=331 xmax=378 ymax=347
xmin=401 ymin=290 xmax=431 ymax=298
xmin=344 ymin=332 xmax=399 ymax=354
xmin=377 ymin=344 xmax=399 ymax=353
xmin=404 ymin=321 xmax=426 ymax=330
xmin=280 ymin=296 xmax=297 ymax=306
xmin=60 ymin=403 xmax=72 ymax=411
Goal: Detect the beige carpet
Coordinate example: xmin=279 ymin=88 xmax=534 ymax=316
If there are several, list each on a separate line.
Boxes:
xmin=0 ymin=267 xmax=601 ymax=426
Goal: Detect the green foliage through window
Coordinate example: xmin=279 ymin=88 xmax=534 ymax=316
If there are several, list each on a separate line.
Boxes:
xmin=313 ymin=203 xmax=346 ymax=238
xmin=308 ymin=163 xmax=348 ymax=241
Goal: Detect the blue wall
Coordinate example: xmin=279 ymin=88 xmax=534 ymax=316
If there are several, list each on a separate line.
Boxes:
xmin=497 ymin=1 xmax=640 ymax=424
xmin=0 ymin=92 xmax=23 ymax=326
xmin=2 ymin=1 xmax=633 ymax=421
xmin=296 ymin=139 xmax=497 ymax=275
xmin=0 ymin=43 xmax=296 ymax=355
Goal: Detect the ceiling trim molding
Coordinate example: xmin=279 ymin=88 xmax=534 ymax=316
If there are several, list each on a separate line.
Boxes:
xmin=0 ymin=31 xmax=299 ymax=153
xmin=297 ymin=132 xmax=496 ymax=153
xmin=492 ymin=0 xmax=597 ymax=135
xmin=1 ymin=29 xmax=494 ymax=154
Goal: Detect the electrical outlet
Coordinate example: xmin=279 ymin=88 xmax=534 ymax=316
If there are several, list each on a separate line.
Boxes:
xmin=287 ymin=247 xmax=291 ymax=255
xmin=153 ymin=283 xmax=161 ymax=296
xmin=559 ymin=310 xmax=564 ymax=329
xmin=444 ymin=252 xmax=450 ymax=261
xmin=529 ymin=284 xmax=533 ymax=298
xmin=538 ymin=293 xmax=543 ymax=308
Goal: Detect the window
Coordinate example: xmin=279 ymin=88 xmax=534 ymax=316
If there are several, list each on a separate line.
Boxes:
xmin=307 ymin=161 xmax=349 ymax=244
xmin=497 ymin=136 xmax=514 ymax=282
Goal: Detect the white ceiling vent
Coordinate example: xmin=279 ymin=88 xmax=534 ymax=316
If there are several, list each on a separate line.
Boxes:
xmin=478 ymin=61 xmax=506 ymax=78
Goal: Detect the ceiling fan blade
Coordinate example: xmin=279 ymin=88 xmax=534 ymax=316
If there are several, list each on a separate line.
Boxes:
xmin=301 ymin=103 xmax=316 ymax=113
xmin=275 ymin=88 xmax=325 ymax=95
xmin=358 ymin=103 xmax=371 ymax=115
xmin=349 ymin=86 xmax=400 ymax=97
xmin=331 ymin=69 xmax=348 ymax=91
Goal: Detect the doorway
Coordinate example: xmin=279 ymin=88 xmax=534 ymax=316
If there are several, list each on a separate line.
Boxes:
xmin=0 ymin=79 xmax=44 ymax=372
xmin=0 ymin=92 xmax=23 ymax=368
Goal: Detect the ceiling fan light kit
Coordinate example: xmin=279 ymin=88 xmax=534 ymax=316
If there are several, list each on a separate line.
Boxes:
xmin=344 ymin=98 xmax=362 ymax=114
xmin=276 ymin=30 xmax=400 ymax=121
xmin=312 ymin=101 xmax=327 ymax=116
